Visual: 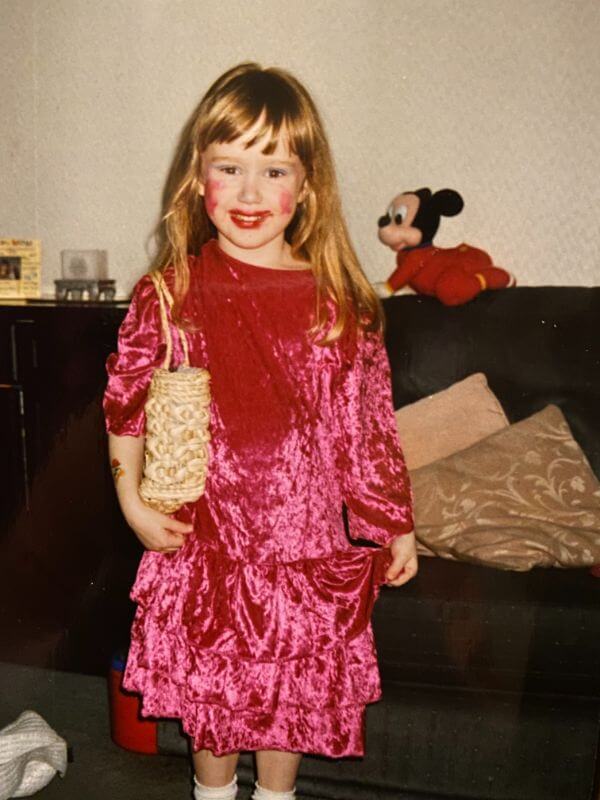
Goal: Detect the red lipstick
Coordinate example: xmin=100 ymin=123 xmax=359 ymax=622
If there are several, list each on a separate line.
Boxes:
xmin=229 ymin=209 xmax=272 ymax=229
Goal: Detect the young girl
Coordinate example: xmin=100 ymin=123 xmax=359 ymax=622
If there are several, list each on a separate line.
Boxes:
xmin=103 ymin=62 xmax=417 ymax=800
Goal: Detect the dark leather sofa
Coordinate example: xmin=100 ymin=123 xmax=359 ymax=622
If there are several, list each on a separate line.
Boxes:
xmin=231 ymin=286 xmax=600 ymax=799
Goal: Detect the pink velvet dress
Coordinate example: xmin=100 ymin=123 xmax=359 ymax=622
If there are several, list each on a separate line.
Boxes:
xmin=103 ymin=238 xmax=414 ymax=758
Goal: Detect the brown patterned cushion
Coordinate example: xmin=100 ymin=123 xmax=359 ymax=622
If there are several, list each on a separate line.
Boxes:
xmin=411 ymin=405 xmax=600 ymax=570
xmin=394 ymin=373 xmax=508 ymax=471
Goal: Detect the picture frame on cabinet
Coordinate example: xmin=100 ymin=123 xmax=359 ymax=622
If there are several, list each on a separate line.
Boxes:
xmin=0 ymin=239 xmax=41 ymax=299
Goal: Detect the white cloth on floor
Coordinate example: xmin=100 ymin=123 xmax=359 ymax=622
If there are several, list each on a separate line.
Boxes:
xmin=0 ymin=710 xmax=67 ymax=799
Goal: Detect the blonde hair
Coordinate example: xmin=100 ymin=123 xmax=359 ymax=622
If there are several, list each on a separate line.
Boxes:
xmin=153 ymin=62 xmax=383 ymax=345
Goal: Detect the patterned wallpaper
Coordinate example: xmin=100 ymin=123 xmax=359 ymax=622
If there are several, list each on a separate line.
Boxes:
xmin=1 ymin=0 xmax=599 ymax=295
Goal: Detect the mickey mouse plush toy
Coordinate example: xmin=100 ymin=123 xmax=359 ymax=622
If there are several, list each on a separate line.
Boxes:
xmin=376 ymin=188 xmax=514 ymax=305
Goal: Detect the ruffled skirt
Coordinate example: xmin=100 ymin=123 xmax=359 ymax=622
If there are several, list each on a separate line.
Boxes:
xmin=123 ymin=534 xmax=393 ymax=757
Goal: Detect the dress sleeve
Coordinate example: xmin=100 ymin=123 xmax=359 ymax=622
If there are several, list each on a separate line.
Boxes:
xmin=103 ymin=274 xmax=165 ymax=437
xmin=335 ymin=325 xmax=414 ymax=546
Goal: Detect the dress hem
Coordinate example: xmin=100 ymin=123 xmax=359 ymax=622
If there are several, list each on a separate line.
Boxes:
xmin=128 ymin=687 xmax=382 ymax=758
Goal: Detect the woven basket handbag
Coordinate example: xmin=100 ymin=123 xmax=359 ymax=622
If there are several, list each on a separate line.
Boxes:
xmin=138 ymin=271 xmax=211 ymax=514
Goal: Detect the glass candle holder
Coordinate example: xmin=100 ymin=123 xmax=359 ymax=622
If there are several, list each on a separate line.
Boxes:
xmin=61 ymin=249 xmax=108 ymax=280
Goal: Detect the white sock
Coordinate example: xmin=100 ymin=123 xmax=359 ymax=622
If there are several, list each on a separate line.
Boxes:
xmin=251 ymin=780 xmax=296 ymax=800
xmin=193 ymin=773 xmax=238 ymax=800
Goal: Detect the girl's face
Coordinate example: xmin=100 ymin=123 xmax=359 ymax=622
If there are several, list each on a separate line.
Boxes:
xmin=198 ymin=119 xmax=307 ymax=265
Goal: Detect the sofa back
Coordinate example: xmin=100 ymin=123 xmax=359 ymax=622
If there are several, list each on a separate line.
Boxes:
xmin=383 ymin=286 xmax=600 ymax=477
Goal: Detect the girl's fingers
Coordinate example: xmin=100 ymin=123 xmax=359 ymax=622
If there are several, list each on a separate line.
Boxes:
xmin=156 ymin=534 xmax=184 ymax=553
xmin=164 ymin=519 xmax=195 ymax=534
xmin=132 ymin=522 xmax=189 ymax=552
xmin=385 ymin=555 xmax=418 ymax=586
xmin=163 ymin=530 xmax=185 ymax=544
xmin=385 ymin=552 xmax=407 ymax=579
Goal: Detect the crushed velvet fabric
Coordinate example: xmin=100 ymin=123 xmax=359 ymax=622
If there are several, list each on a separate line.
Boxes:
xmin=103 ymin=238 xmax=413 ymax=757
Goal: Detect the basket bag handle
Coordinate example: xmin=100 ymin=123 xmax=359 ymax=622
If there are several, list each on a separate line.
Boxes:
xmin=149 ymin=271 xmax=190 ymax=369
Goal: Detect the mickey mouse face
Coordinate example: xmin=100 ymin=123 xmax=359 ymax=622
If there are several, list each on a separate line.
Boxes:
xmin=377 ymin=193 xmax=423 ymax=251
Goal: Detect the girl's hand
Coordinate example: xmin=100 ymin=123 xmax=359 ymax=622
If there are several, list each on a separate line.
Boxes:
xmin=384 ymin=530 xmax=418 ymax=587
xmin=122 ymin=495 xmax=194 ymax=554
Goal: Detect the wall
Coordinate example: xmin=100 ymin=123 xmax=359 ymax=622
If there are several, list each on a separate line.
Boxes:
xmin=1 ymin=0 xmax=599 ymax=297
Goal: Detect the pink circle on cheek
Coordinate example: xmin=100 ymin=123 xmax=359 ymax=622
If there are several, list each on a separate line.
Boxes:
xmin=279 ymin=190 xmax=294 ymax=216
xmin=204 ymin=179 xmax=223 ymax=216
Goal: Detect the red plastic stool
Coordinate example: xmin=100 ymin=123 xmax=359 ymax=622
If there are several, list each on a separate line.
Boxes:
xmin=108 ymin=650 xmax=158 ymax=754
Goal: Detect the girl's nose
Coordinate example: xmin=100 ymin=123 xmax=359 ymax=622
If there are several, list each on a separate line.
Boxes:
xmin=238 ymin=173 xmax=262 ymax=204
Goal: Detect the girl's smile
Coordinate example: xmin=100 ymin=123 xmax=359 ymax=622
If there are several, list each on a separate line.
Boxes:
xmin=198 ymin=118 xmax=308 ymax=268
xmin=229 ymin=209 xmax=273 ymax=228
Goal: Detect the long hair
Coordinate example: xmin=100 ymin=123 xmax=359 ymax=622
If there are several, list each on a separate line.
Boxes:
xmin=152 ymin=62 xmax=383 ymax=345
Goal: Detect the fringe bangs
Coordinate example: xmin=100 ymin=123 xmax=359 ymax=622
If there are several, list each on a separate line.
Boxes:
xmin=200 ymin=72 xmax=314 ymax=169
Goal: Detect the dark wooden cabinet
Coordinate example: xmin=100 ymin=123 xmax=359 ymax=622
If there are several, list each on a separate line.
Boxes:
xmin=0 ymin=299 xmax=142 ymax=675
xmin=0 ymin=382 xmax=27 ymax=528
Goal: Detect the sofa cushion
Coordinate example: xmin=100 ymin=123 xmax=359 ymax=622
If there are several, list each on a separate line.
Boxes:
xmin=394 ymin=372 xmax=508 ymax=470
xmin=411 ymin=404 xmax=600 ymax=570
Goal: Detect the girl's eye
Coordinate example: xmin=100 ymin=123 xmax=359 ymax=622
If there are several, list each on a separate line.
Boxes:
xmin=218 ymin=166 xmax=239 ymax=175
xmin=267 ymin=168 xmax=287 ymax=179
